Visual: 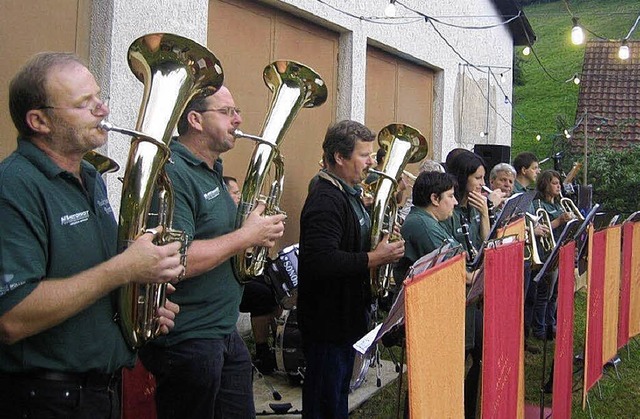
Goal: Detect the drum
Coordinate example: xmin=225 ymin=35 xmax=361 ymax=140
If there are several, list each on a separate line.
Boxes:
xmin=265 ymin=244 xmax=299 ymax=310
xmin=350 ymin=349 xmax=373 ymax=391
xmin=274 ymin=308 xmax=305 ymax=385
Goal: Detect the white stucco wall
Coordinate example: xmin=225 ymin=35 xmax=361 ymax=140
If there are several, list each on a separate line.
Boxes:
xmin=91 ymin=0 xmax=514 ymax=210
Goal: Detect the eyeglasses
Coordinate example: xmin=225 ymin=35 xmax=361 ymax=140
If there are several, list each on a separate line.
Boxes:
xmin=39 ymin=97 xmax=109 ymax=117
xmin=198 ymin=106 xmax=242 ymax=117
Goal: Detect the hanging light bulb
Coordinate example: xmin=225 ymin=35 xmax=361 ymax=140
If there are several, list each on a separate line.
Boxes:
xmin=522 ymin=46 xmax=531 ymax=56
xmin=564 ymin=129 xmax=571 ymax=139
xmin=536 ymin=134 xmax=542 ymax=141
xmin=500 ymin=73 xmax=506 ymax=83
xmin=384 ymin=0 xmax=397 ymax=17
xmin=479 ymin=131 xmax=487 ymax=138
xmin=573 ymin=75 xmax=581 ymax=85
xmin=618 ymin=39 xmax=630 ymax=60
xmin=571 ymin=17 xmax=585 ymax=45
xmin=504 ymin=95 xmax=509 ymax=105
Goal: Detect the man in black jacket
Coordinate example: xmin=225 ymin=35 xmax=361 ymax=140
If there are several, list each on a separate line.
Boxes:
xmin=298 ymin=120 xmax=405 ymax=418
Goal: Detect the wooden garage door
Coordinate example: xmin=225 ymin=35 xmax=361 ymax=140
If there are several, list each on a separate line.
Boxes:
xmin=365 ymin=46 xmax=434 ymax=175
xmin=0 ymin=0 xmax=90 ymax=160
xmin=208 ymin=0 xmax=338 ymax=249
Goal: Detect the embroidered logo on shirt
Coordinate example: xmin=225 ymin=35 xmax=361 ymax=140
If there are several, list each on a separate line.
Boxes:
xmin=60 ymin=210 xmax=90 ymax=226
xmin=97 ymin=199 xmax=113 ymax=215
xmin=203 ymin=187 xmax=220 ymax=201
xmin=0 ymin=274 xmax=25 ymax=298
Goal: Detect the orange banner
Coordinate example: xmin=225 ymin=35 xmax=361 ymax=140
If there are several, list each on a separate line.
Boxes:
xmin=495 ymin=217 xmax=525 ymax=243
xmin=602 ymin=226 xmax=621 ymax=363
xmin=481 ymin=241 xmax=525 ymax=419
xmin=405 ymin=254 xmax=466 ymax=418
xmin=628 ymin=223 xmax=640 ymax=339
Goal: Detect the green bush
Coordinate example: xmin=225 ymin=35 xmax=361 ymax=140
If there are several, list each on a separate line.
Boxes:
xmin=584 ymin=145 xmax=640 ymax=217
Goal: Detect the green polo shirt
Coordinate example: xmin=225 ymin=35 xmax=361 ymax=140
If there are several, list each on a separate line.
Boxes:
xmin=150 ymin=140 xmax=242 ymax=346
xmin=0 ymin=139 xmax=134 ymax=373
xmin=395 ymin=206 xmax=458 ymax=280
xmin=441 ymin=205 xmax=483 ymax=256
xmin=513 ymin=179 xmax=526 ymax=194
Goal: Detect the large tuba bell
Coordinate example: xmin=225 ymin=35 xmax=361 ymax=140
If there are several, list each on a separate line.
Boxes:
xmin=102 ymin=33 xmax=223 ymax=348
xmin=369 ymin=124 xmax=428 ymax=298
xmin=232 ymin=60 xmax=327 ymax=284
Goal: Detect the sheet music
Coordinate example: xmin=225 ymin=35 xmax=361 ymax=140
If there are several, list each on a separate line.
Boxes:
xmin=353 ymin=323 xmax=382 ymax=354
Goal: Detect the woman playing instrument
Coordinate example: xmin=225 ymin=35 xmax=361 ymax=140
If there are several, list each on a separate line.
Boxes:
xmin=441 ymin=150 xmax=506 ymax=419
xmin=530 ymin=170 xmax=573 ymax=341
xmin=442 ymin=150 xmax=505 ymax=260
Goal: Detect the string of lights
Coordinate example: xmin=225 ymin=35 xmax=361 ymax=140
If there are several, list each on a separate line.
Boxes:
xmin=311 ymin=0 xmax=636 ymax=143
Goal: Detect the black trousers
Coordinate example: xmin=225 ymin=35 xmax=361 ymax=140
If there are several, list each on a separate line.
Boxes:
xmin=0 ymin=370 xmax=121 ymax=419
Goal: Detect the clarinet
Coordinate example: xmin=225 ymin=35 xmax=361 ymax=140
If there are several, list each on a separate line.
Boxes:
xmin=460 ymin=213 xmax=478 ymax=266
xmin=487 ymin=199 xmax=496 ymax=227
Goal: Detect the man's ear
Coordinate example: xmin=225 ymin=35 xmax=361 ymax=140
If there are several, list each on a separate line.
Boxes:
xmin=25 ymin=110 xmax=52 ymax=135
xmin=187 ymin=110 xmax=204 ymax=132
xmin=334 ymin=152 xmax=343 ymax=166
xmin=430 ymin=192 xmax=440 ymax=207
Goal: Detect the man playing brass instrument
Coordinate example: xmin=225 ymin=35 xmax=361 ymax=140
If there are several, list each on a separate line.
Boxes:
xmin=298 ymin=120 xmax=404 ymax=418
xmin=0 ymin=52 xmax=183 ymax=419
xmin=138 ymin=87 xmax=286 ymax=419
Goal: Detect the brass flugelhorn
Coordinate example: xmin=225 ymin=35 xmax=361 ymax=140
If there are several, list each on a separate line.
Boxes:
xmin=107 ymin=33 xmax=223 ymax=348
xmin=561 ymin=197 xmax=584 ymax=221
xmin=232 ymin=60 xmax=327 ymax=284
xmin=369 ymin=124 xmax=428 ymax=298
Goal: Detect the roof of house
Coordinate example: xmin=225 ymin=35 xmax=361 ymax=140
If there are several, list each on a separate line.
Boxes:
xmin=572 ymin=40 xmax=640 ymax=152
xmin=493 ymin=0 xmax=536 ymax=46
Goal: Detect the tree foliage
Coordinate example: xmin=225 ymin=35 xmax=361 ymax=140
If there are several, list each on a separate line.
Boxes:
xmin=583 ymin=145 xmax=640 ymax=217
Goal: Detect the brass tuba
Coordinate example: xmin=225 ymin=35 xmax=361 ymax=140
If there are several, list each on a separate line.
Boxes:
xmin=369 ymin=124 xmax=428 ymax=298
xmin=102 ymin=33 xmax=223 ymax=348
xmin=232 ymin=60 xmax=327 ymax=284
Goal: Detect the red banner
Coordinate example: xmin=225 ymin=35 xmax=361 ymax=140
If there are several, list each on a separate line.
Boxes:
xmin=122 ymin=360 xmax=157 ymax=419
xmin=481 ymin=241 xmax=524 ymax=419
xmin=552 ymin=241 xmax=576 ymax=419
xmin=405 ymin=254 xmax=466 ymax=419
xmin=583 ymin=227 xmax=605 ymax=408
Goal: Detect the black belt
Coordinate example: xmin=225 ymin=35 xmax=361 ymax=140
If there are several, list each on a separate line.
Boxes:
xmin=2 ymin=369 xmax=121 ymax=388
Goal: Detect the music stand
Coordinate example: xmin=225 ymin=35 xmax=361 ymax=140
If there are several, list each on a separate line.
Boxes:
xmin=574 ymin=204 xmax=600 ymax=265
xmin=466 ymin=191 xmax=536 ymax=272
xmin=356 ymin=243 xmax=462 ymax=351
xmin=624 ymin=210 xmax=640 ymax=224
xmin=532 ymin=219 xmax=580 ymax=285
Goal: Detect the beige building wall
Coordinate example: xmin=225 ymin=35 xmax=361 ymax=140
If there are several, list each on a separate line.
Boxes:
xmin=0 ymin=0 xmax=91 ymax=159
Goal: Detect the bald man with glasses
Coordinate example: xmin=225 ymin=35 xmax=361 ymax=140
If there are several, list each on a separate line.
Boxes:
xmin=138 ymin=87 xmax=286 ymax=419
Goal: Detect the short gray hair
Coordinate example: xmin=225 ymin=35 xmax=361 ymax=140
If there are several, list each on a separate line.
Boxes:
xmin=418 ymin=159 xmax=445 ymax=174
xmin=489 ymin=163 xmax=516 ymax=181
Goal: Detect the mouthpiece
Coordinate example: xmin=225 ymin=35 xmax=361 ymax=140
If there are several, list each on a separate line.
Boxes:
xmin=233 ymin=129 xmax=264 ymax=142
xmin=482 ymin=185 xmax=493 ymax=194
